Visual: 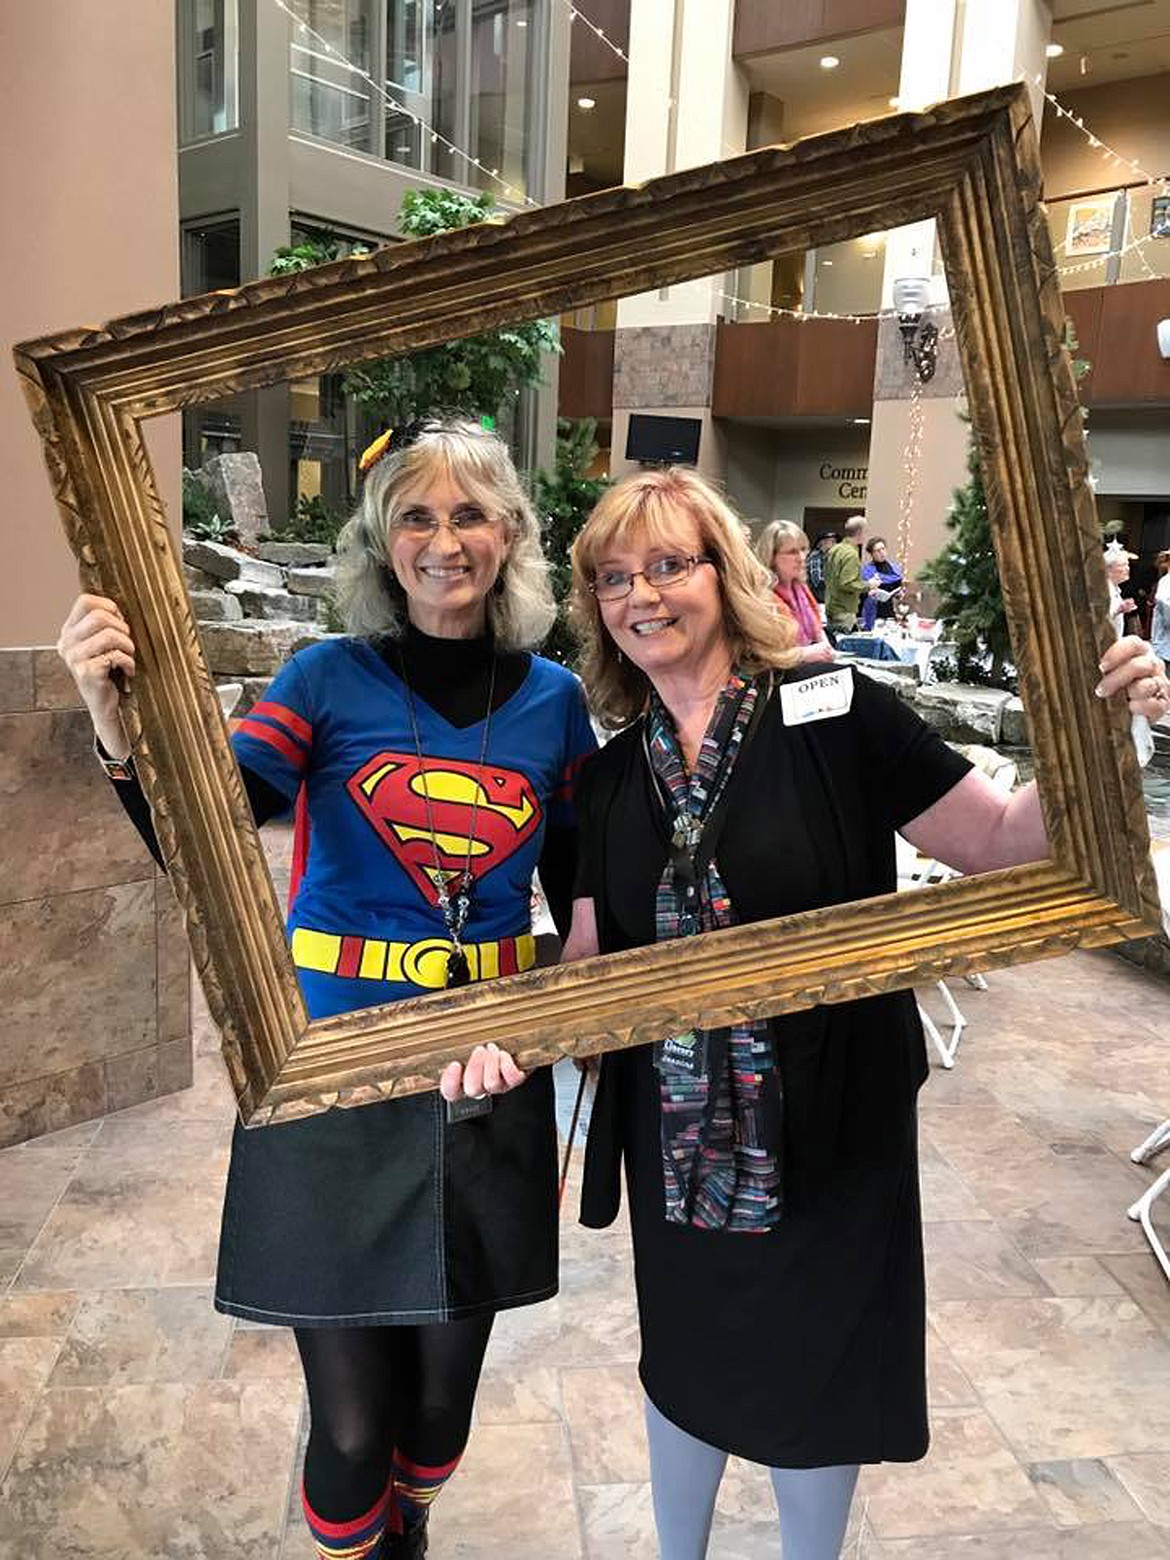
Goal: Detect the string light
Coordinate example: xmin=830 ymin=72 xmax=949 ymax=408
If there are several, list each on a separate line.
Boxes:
xmin=897 ymin=376 xmax=925 ymax=576
xmin=1034 ymin=75 xmax=1169 ymax=194
xmin=564 ymin=1 xmax=629 ymax=68
xmin=274 ymin=0 xmax=540 ymax=208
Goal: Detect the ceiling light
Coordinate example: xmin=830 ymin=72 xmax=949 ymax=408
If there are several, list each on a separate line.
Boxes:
xmin=888 ymin=96 xmax=901 ymax=108
xmin=820 ymin=55 xmax=840 ymax=70
xmin=577 ymin=96 xmax=596 ymax=110
xmin=822 ymin=259 xmax=834 ymax=267
xmin=516 ymin=16 xmax=527 ymax=25
xmin=852 ymin=418 xmax=870 ymax=425
xmin=1046 ymin=42 xmax=1064 ymax=59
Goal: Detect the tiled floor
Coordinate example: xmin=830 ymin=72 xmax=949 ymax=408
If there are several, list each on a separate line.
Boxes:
xmin=1 ymin=949 xmax=1168 ymax=1558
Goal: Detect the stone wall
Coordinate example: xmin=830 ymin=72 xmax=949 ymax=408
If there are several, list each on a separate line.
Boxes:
xmin=612 ymin=323 xmax=717 ymax=408
xmin=0 ymin=649 xmax=191 ymax=1148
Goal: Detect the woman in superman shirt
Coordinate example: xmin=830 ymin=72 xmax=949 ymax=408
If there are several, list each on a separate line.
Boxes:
xmin=56 ymin=418 xmax=596 ymax=1560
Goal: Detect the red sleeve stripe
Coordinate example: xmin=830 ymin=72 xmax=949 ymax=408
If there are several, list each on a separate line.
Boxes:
xmin=554 ymin=752 xmax=590 ymax=800
xmin=236 ymin=718 xmax=308 ymax=769
xmin=250 ymin=700 xmax=312 ymax=746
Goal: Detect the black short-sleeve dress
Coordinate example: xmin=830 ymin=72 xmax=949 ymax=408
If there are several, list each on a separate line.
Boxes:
xmin=575 ymin=666 xmax=971 ymax=1468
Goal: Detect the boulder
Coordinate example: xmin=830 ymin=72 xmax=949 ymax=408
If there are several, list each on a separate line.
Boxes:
xmin=999 ymin=696 xmax=1030 ymax=748
xmin=914 ymin=682 xmax=1014 ymax=744
xmin=224 ymin=581 xmax=319 ymax=622
xmin=189 ymin=589 xmax=242 ymax=622
xmin=182 ymin=538 xmax=284 ymax=589
xmin=195 ymin=453 xmax=269 ymax=546
xmin=183 ymin=563 xmax=222 ymax=591
xmin=257 ymin=541 xmax=333 ymax=567
xmin=849 ymin=662 xmax=920 ymax=703
xmin=286 ymin=565 xmax=337 ymax=599
xmin=198 ymin=621 xmax=329 ymax=677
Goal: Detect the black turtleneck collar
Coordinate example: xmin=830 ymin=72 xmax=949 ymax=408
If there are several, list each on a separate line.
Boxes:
xmin=370 ymin=622 xmax=530 ymax=729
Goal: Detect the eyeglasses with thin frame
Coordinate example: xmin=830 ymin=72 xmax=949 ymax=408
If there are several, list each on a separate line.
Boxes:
xmin=590 ymin=552 xmax=714 ymax=602
xmin=391 ymin=504 xmax=499 ymax=538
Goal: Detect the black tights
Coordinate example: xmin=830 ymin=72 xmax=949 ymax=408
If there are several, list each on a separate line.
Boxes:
xmin=295 ymin=1314 xmax=495 ymax=1522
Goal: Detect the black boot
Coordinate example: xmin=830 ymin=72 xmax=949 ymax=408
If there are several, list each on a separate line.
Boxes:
xmin=381 ymin=1514 xmax=428 ymax=1558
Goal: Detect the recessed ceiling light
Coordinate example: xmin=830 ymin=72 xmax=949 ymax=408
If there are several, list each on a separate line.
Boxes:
xmin=1046 ymin=42 xmax=1064 ymax=59
xmin=820 ymin=55 xmax=840 ymax=70
xmin=516 ymin=16 xmax=527 ymax=25
xmin=577 ymin=96 xmax=596 ymax=110
xmin=822 ymin=259 xmax=834 ymax=267
xmin=852 ymin=418 xmax=870 ymax=425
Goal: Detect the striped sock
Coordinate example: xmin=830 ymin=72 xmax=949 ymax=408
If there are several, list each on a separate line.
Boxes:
xmin=391 ymin=1449 xmax=462 ymax=1529
xmin=301 ymin=1477 xmax=393 ymax=1559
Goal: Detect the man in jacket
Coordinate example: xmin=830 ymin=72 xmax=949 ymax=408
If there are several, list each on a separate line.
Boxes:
xmin=825 ymin=515 xmax=870 ymax=638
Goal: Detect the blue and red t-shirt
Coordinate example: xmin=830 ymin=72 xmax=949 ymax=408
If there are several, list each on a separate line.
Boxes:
xmin=232 ymin=637 xmax=596 ymax=1019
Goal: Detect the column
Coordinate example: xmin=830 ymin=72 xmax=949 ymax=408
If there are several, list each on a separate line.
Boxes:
xmin=611 ymin=0 xmax=746 ymax=480
xmin=867 ymin=0 xmax=1054 ymax=582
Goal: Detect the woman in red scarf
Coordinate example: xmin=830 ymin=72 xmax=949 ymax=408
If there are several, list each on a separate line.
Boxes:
xmin=757 ymin=520 xmax=835 ymax=664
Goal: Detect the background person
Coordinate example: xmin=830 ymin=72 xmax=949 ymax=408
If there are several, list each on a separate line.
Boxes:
xmin=541 ymin=466 xmax=1165 ymax=1560
xmin=824 ymin=515 xmax=876 ymax=639
xmin=805 ymin=529 xmax=836 ymax=605
xmin=858 ymin=536 xmax=905 ymax=631
xmin=1151 ymin=548 xmax=1170 ymax=665
xmin=56 ymin=418 xmax=596 ymax=1560
xmin=1104 ymin=538 xmax=1140 ymax=639
xmin=756 ymin=518 xmax=834 ymax=665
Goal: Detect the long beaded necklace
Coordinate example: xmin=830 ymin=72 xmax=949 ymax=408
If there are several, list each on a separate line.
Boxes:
xmin=398 ymin=645 xmax=497 ymax=989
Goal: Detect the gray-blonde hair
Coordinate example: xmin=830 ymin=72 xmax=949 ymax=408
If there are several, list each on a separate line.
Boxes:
xmin=570 ymin=467 xmax=797 ymax=729
xmin=333 ymin=418 xmax=556 ymax=648
xmin=755 ymin=519 xmax=809 ymax=574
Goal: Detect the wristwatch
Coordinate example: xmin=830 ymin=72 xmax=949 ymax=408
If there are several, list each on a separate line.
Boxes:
xmin=93 ymin=734 xmax=136 ymax=783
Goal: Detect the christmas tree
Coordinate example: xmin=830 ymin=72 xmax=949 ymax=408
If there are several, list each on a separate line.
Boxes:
xmin=919 ymin=321 xmax=1090 ymax=693
xmin=531 ymin=418 xmax=610 ymax=665
xmin=918 ymin=413 xmax=1015 ymax=690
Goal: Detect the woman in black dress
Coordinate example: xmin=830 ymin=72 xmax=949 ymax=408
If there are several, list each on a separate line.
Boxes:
xmin=56 ymin=419 xmax=595 ymax=1560
xmin=542 ymin=466 xmax=1163 ymax=1560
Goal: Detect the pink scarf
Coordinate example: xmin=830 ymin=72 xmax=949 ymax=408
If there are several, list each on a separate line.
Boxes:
xmin=773 ymin=580 xmax=821 ymax=647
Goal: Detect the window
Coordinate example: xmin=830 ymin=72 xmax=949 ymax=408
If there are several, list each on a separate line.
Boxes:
xmin=179 ymin=0 xmax=240 ymax=142
xmin=287 ymin=1 xmax=541 ymax=200
xmin=289 ymin=0 xmax=375 ymax=151
xmin=181 ymin=216 xmax=241 ymax=298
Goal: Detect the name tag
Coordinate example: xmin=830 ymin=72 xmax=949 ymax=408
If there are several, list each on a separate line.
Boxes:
xmin=779 ymin=669 xmax=853 ymax=726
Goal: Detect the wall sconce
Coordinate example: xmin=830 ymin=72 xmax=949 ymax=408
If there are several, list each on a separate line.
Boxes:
xmin=1157 ymin=318 xmax=1170 ymax=360
xmin=892 ymin=274 xmax=939 ymax=382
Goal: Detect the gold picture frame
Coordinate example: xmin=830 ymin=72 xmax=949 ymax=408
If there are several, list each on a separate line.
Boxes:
xmin=14 ymin=84 xmax=1160 ymax=1126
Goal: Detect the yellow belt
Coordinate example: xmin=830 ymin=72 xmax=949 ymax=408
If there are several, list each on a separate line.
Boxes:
xmin=291 ymin=925 xmax=536 ymax=991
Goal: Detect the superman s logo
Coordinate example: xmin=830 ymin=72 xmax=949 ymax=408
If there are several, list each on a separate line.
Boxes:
xmin=346 ymin=752 xmax=542 ymax=904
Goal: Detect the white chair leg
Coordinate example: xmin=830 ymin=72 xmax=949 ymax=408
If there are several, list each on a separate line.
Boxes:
xmin=1127 ymin=1164 xmax=1170 ymax=1284
xmin=962 ymin=972 xmax=989 ymax=992
xmin=1131 ymin=1118 xmax=1170 ymax=1166
xmin=919 ymin=999 xmax=961 ymax=1069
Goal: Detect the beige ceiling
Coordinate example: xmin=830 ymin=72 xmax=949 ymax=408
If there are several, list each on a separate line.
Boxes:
xmin=566 ymin=4 xmax=1170 ymax=188
xmin=740 ymin=26 xmax=905 ymax=143
xmin=1049 ymin=0 xmax=1170 ymax=87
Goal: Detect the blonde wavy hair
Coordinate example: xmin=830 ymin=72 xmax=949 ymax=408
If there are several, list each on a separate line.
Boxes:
xmin=570 ymin=467 xmax=797 ymax=728
xmin=755 ymin=518 xmax=810 ymax=577
xmin=333 ymin=418 xmax=556 ymax=648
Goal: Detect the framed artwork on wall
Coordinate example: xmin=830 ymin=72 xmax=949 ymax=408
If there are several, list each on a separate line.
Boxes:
xmin=1064 ymin=193 xmax=1117 ymax=256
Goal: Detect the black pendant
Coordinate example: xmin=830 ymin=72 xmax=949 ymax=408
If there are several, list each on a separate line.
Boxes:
xmin=446 ymin=947 xmax=471 ymax=989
